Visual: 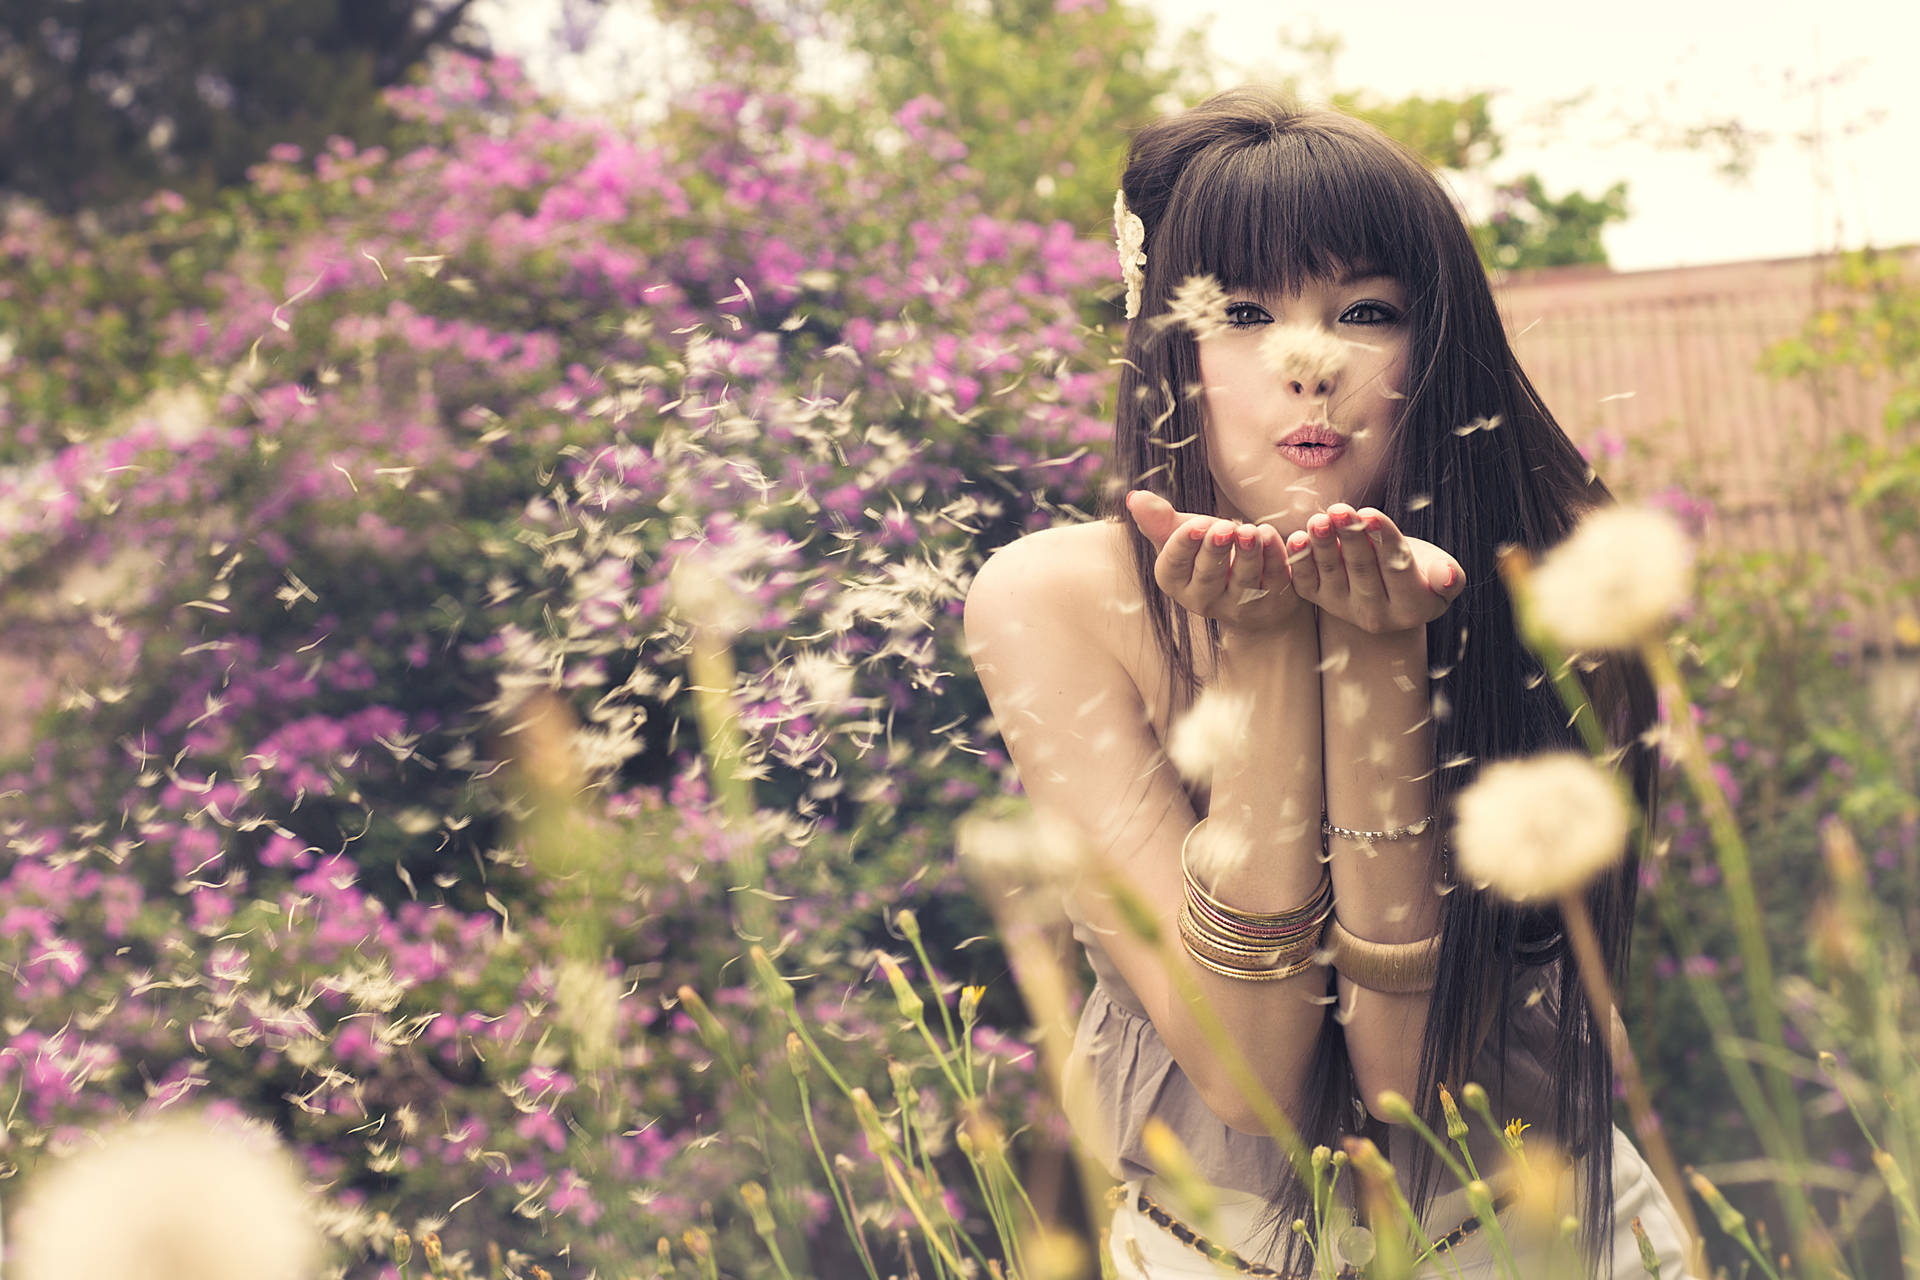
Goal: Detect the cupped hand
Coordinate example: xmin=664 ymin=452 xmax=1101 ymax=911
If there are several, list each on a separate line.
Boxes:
xmin=1286 ymin=503 xmax=1466 ymax=634
xmin=1125 ymin=490 xmax=1308 ymax=636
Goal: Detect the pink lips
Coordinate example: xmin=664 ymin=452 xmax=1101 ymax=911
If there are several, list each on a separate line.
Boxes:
xmin=1277 ymin=422 xmax=1346 ymax=469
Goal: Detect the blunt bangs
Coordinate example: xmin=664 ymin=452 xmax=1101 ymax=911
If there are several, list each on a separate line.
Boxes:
xmin=1153 ymin=124 xmax=1436 ymax=302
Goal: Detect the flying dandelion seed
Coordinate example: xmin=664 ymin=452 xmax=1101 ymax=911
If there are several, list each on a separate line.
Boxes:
xmin=1163 ymin=275 xmax=1231 ymax=341
xmin=1452 ymin=415 xmax=1502 ymax=437
xmin=1258 ymin=324 xmax=1349 ymax=389
xmin=1164 ymin=688 xmax=1252 ymax=785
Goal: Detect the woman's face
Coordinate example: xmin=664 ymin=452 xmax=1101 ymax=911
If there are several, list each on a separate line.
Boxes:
xmin=1196 ymin=272 xmax=1411 ymax=536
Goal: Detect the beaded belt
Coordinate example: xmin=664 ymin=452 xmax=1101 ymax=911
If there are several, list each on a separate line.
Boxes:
xmin=1133 ymin=1184 xmax=1511 ymax=1278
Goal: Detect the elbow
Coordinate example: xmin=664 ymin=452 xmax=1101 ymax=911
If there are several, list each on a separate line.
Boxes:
xmin=1353 ymin=1064 xmax=1423 ymax=1126
xmin=1196 ymin=1071 xmax=1305 ymax=1138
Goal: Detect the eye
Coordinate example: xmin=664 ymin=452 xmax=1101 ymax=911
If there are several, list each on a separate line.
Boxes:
xmin=1224 ymin=301 xmax=1273 ymax=329
xmin=1341 ymin=300 xmax=1401 ymax=326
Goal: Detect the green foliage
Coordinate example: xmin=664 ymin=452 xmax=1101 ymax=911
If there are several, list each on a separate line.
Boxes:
xmin=1339 ymin=90 xmax=1502 ymax=173
xmin=821 ymin=0 xmax=1205 ymax=227
xmin=1763 ymin=249 xmax=1920 ymax=564
xmin=1618 ymin=254 xmax=1920 ymax=1277
xmin=0 ymin=0 xmax=492 ymax=213
xmin=1474 ymin=174 xmax=1629 ymax=272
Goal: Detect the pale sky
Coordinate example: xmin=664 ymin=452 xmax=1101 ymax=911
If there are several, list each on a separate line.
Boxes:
xmin=479 ymin=0 xmax=1916 ymax=272
xmin=1159 ymin=0 xmax=1915 ymax=270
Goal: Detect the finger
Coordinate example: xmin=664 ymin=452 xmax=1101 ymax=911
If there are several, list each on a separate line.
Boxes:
xmin=1256 ymin=525 xmax=1287 ymax=591
xmin=1329 ymin=505 xmax=1383 ymax=600
xmin=1125 ymin=489 xmax=1184 ymax=551
xmin=1285 ymin=527 xmax=1319 ymax=596
xmin=1227 ymin=524 xmax=1266 ymax=602
xmin=1361 ymin=508 xmax=1418 ymax=579
xmin=1154 ymin=515 xmax=1210 ymax=594
xmin=1189 ymin=519 xmax=1236 ymax=597
xmin=1306 ymin=511 xmax=1343 ymax=589
xmin=1427 ymin=555 xmax=1466 ymax=599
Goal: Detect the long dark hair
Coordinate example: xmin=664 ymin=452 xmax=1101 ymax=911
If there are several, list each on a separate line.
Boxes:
xmin=1106 ymin=87 xmax=1659 ymax=1270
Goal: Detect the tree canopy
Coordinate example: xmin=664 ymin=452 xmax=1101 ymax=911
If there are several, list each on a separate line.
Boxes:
xmin=0 ymin=0 xmax=491 ymax=213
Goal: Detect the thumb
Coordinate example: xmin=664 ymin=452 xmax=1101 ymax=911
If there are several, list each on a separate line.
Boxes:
xmin=1125 ymin=490 xmax=1183 ymax=551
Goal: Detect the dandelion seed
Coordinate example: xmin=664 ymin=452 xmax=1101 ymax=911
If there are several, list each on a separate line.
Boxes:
xmin=1453 ymin=752 xmax=1631 ymax=903
xmin=1528 ymin=506 xmax=1694 ymax=651
xmin=1185 ymin=818 xmax=1254 ymax=886
xmin=1164 ymin=275 xmax=1230 ymax=341
xmin=1452 ymin=415 xmax=1502 ymax=437
xmin=1258 ymin=324 xmax=1349 ymax=388
xmin=1164 ymin=688 xmax=1251 ymax=784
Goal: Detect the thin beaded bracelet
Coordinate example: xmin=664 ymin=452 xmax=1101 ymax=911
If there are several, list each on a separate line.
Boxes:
xmin=1321 ymin=814 xmax=1434 ymax=843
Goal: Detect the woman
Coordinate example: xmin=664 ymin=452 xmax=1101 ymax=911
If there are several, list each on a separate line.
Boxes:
xmin=963 ymin=89 xmax=1694 ymax=1276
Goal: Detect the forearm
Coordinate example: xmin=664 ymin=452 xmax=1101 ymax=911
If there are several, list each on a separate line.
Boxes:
xmin=1318 ymin=613 xmax=1444 ymax=1113
xmin=1066 ymin=608 xmax=1330 ymax=1131
xmin=1184 ymin=611 xmax=1331 ymax=1124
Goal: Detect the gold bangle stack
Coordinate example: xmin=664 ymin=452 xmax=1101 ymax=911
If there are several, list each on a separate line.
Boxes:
xmin=1177 ymin=819 xmax=1332 ymax=981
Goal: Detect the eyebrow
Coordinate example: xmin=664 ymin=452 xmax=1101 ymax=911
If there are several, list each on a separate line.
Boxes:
xmin=1336 ymin=266 xmax=1395 ymax=286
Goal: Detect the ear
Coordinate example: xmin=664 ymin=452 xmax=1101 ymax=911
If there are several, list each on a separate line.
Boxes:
xmin=1124 ymin=490 xmax=1186 ymax=552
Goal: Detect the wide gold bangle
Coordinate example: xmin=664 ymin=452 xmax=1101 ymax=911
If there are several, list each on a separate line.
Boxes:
xmin=1323 ymin=916 xmax=1441 ymax=993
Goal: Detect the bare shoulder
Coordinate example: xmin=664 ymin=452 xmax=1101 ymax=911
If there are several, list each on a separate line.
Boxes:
xmin=965 ymin=518 xmax=1183 ymax=733
xmin=964 ymin=518 xmax=1136 ymax=636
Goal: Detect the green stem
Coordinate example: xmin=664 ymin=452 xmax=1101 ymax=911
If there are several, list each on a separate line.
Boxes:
xmin=794 ymin=1074 xmax=881 ymax=1280
xmin=900 ymin=915 xmax=964 ymax=1068
xmin=1640 ymin=640 xmax=1825 ymax=1271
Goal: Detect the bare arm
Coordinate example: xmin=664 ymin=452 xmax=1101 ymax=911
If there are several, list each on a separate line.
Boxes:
xmin=964 ymin=515 xmax=1330 ymax=1132
xmin=1289 ymin=503 xmax=1462 ymax=1118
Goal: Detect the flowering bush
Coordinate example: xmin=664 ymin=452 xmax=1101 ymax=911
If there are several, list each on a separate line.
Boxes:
xmin=0 ymin=51 xmax=1110 ymax=1275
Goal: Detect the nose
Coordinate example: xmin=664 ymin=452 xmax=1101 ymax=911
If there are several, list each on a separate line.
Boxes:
xmin=1286 ymin=376 xmax=1333 ymax=399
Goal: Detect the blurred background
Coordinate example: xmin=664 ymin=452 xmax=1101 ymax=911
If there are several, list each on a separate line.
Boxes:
xmin=1 ymin=2 xmax=1916 ymax=1277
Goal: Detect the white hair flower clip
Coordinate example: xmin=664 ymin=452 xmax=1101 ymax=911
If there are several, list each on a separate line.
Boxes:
xmin=1113 ymin=188 xmax=1147 ymax=319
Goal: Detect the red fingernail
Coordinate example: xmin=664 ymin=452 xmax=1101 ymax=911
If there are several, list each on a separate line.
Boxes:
xmin=1188 ymin=525 xmax=1206 ymax=540
xmin=1443 ymin=566 xmax=1457 ymax=587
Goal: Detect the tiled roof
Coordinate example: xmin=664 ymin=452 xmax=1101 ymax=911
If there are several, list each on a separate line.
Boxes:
xmin=1494 ymin=249 xmax=1918 ymax=655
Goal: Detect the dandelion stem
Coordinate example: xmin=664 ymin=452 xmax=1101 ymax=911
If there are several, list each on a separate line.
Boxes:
xmin=898 ymin=911 xmax=963 ymax=1066
xmin=793 ymin=1073 xmax=881 ymax=1280
xmin=1559 ymin=892 xmax=1703 ymax=1271
xmin=1639 ymin=638 xmax=1830 ymax=1273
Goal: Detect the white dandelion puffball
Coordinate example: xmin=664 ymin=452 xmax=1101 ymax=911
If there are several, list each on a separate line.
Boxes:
xmin=1165 ymin=687 xmax=1252 ymax=785
xmin=667 ymin=544 xmax=757 ymax=638
xmin=13 ymin=1111 xmax=322 ymax=1280
xmin=1258 ymin=323 xmax=1349 ymax=388
xmin=1453 ymin=752 xmax=1631 ymax=903
xmin=956 ymin=800 xmax=1089 ymax=885
xmin=1528 ymin=506 xmax=1694 ymax=651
